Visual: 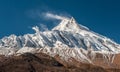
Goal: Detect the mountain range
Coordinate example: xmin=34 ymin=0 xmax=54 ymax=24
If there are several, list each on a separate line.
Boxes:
xmin=0 ymin=17 xmax=120 ymax=72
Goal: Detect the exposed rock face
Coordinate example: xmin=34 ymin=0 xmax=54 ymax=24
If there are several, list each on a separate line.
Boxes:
xmin=0 ymin=53 xmax=120 ymax=72
xmin=0 ymin=53 xmax=111 ymax=72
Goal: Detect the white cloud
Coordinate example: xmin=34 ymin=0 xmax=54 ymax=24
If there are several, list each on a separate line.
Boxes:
xmin=43 ymin=12 xmax=70 ymax=20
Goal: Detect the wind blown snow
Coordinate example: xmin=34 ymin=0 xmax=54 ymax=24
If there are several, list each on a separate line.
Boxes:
xmin=44 ymin=12 xmax=70 ymax=20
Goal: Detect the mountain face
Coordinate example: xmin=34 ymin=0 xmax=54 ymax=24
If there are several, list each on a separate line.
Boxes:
xmin=0 ymin=53 xmax=110 ymax=72
xmin=0 ymin=17 xmax=120 ymax=66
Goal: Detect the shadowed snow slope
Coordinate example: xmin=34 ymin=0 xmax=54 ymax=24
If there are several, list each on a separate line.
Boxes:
xmin=0 ymin=17 xmax=120 ymax=64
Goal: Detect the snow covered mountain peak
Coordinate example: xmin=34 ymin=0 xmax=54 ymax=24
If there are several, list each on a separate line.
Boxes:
xmin=52 ymin=17 xmax=89 ymax=33
xmin=0 ymin=16 xmax=120 ymax=61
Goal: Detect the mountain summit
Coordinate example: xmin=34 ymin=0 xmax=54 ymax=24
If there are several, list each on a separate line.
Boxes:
xmin=52 ymin=17 xmax=89 ymax=32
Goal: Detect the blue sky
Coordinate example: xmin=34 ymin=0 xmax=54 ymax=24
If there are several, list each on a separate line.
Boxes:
xmin=0 ymin=0 xmax=120 ymax=43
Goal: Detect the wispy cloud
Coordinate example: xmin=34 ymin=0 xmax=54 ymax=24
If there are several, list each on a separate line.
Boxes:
xmin=43 ymin=12 xmax=70 ymax=20
xmin=42 ymin=12 xmax=70 ymax=20
xmin=39 ymin=24 xmax=48 ymax=31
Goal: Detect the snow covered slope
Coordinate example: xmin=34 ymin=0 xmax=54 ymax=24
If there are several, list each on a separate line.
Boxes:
xmin=0 ymin=17 xmax=120 ymax=63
